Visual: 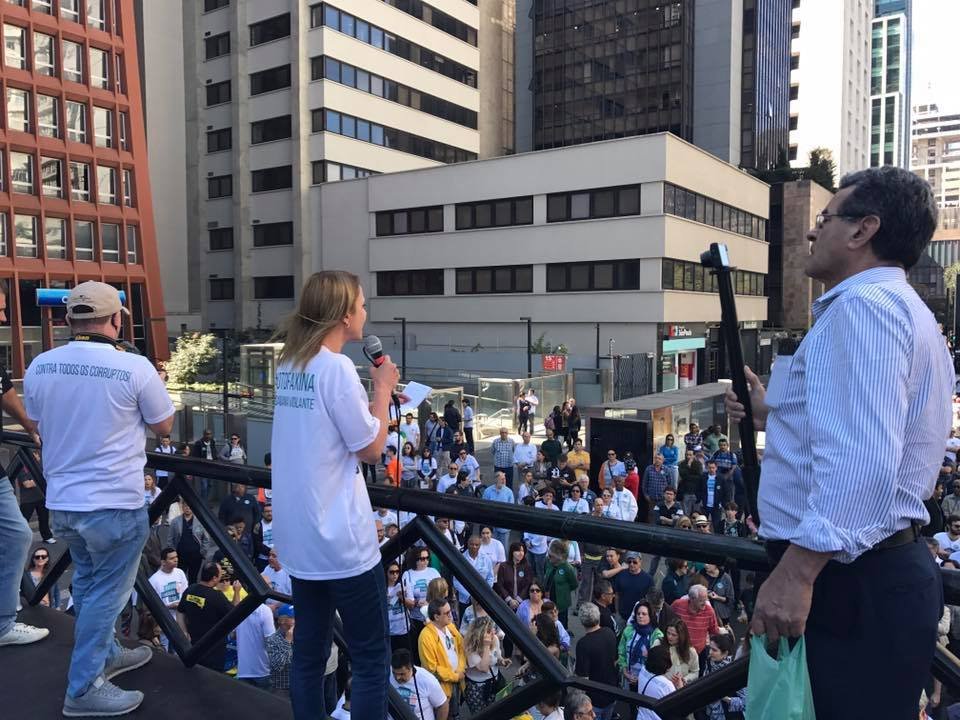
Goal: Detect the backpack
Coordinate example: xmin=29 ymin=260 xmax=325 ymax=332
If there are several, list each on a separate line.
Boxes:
xmin=545 ymin=415 xmax=555 ymax=431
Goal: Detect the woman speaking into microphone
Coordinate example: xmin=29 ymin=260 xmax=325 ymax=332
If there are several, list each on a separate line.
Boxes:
xmin=270 ymin=271 xmax=399 ymax=719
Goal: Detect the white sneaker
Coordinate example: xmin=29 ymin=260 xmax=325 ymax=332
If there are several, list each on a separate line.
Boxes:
xmin=0 ymin=622 xmax=49 ymax=646
xmin=104 ymin=645 xmax=152 ymax=680
xmin=62 ymin=676 xmax=143 ymax=717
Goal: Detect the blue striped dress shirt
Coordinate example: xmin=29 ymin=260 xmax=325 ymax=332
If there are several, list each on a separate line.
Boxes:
xmin=758 ymin=267 xmax=953 ymax=563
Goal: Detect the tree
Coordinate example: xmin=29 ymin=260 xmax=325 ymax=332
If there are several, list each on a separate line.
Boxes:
xmin=945 ymin=261 xmax=960 ymax=291
xmin=164 ymin=332 xmax=220 ymax=385
xmin=803 ymin=147 xmax=837 ymax=192
xmin=529 ymin=332 xmax=568 ymax=355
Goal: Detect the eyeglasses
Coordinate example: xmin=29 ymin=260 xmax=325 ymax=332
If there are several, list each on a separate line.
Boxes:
xmin=418 ymin=555 xmax=430 ymax=561
xmin=33 ymin=554 xmax=48 ymax=560
xmin=815 ymin=212 xmax=862 ymax=229
xmin=627 ymin=559 xmax=640 ymax=564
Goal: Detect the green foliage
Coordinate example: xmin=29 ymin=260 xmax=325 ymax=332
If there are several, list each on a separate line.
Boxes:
xmin=164 ymin=332 xmax=220 ymax=385
xmin=802 ymin=147 xmax=837 ymax=192
xmin=945 ymin=262 xmax=960 ymax=291
xmin=530 ymin=333 xmax=568 ymax=355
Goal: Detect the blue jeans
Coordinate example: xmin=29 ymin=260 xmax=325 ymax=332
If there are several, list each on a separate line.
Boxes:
xmin=290 ymin=566 xmax=390 ymax=720
xmin=53 ymin=506 xmax=148 ymax=698
xmin=494 ymin=528 xmax=511 ymax=552
xmin=596 ymin=702 xmax=616 ymax=720
xmin=0 ymin=478 xmax=32 ymax=636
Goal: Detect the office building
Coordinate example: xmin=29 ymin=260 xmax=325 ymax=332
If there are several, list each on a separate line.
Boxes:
xmin=869 ymin=0 xmax=911 ymax=168
xmin=314 ymin=133 xmax=770 ymax=391
xmin=0 ymin=0 xmax=167 ymax=375
xmin=789 ymin=0 xmax=872 ymax=179
xmin=912 ymin=104 xmax=960 ymax=208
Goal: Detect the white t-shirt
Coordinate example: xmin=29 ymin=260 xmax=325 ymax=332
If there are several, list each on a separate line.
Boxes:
xmin=147 ymin=567 xmax=188 ymax=616
xmin=271 ymin=349 xmax=381 ymax=580
xmin=263 ymin=566 xmax=291 ymax=596
xmin=24 ymin=341 xmax=174 ymax=511
xmin=947 ymin=437 xmax=960 ymax=463
xmin=634 ymin=669 xmax=674 ymax=720
xmin=390 ymin=666 xmax=447 ymax=720
xmin=935 ymin=531 xmax=960 ymax=556
xmin=436 ymin=625 xmax=460 ymax=674
xmin=154 ymin=444 xmax=176 ymax=478
xmin=402 ymin=567 xmax=441 ymax=620
xmin=478 ymin=539 xmax=506 ymax=566
xmin=374 ymin=510 xmax=399 ymax=528
xmin=387 ymin=583 xmax=408 ymax=636
xmin=437 ymin=474 xmax=458 ymax=494
xmin=236 ymin=603 xmax=275 ymax=678
xmin=401 ymin=421 xmax=420 ymax=450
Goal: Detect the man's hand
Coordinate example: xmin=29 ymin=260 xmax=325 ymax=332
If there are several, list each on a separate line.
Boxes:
xmin=750 ymin=545 xmax=830 ymax=642
xmin=724 ymin=366 xmax=768 ymax=432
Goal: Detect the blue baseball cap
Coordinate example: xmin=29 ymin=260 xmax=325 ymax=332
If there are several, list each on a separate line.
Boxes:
xmin=277 ymin=604 xmax=295 ymax=618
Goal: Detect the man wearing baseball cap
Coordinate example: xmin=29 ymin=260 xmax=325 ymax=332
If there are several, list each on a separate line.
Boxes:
xmin=24 ymin=280 xmax=174 ymax=717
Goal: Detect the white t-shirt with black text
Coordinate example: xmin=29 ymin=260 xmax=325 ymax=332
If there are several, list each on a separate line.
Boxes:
xmin=390 ymin=665 xmax=447 ymax=720
xmin=24 ymin=341 xmax=174 ymax=511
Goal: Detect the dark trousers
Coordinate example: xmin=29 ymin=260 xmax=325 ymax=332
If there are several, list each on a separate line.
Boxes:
xmin=464 ymin=427 xmax=474 ymax=454
xmin=768 ymin=538 xmax=941 ymax=720
xmin=290 ymin=567 xmax=390 ymax=720
xmin=20 ymin=499 xmax=51 ymax=540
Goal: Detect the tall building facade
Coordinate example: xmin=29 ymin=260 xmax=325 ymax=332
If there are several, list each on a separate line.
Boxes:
xmin=912 ymin=104 xmax=960 ymax=208
xmin=789 ymin=0 xmax=872 ymax=179
xmin=179 ymin=0 xmax=517 ymax=332
xmin=869 ymin=0 xmax=911 ymax=168
xmin=0 ymin=0 xmax=167 ymax=375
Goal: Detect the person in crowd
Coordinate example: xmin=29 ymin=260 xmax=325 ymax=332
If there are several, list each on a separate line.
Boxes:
xmin=516 ymin=582 xmax=545 ymax=629
xmin=536 ymin=688 xmax=565 ymax=720
xmin=574 ymin=603 xmax=619 ymax=720
xmin=718 ymin=501 xmax=747 ymax=538
xmin=542 ymin=600 xmax=572 ymax=655
xmin=219 ymin=433 xmax=247 ymax=465
xmin=524 ymin=492 xmax=555 ymax=580
xmin=700 ymin=425 xmax=726 ymax=455
xmin=677 ymin=449 xmax=703 ymax=517
xmin=443 ymin=400 xmax=462 ymax=435
xmin=399 ymin=442 xmax=418 ymax=489
xmin=704 ymin=563 xmax=736 ymax=628
xmin=262 ymin=549 xmax=292 ymax=611
xmin=192 ymin=429 xmax=217 ymax=463
xmin=455 ymin=449 xmax=480 ymax=487
xmin=513 ymin=431 xmax=537 ymax=483
xmin=541 ymin=539 xmax=578 ymax=627
xmin=463 ymin=615 xmax=508 ymax=713
xmin=941 ymin=480 xmax=960 ymax=519
xmin=710 ymin=438 xmax=737 ymax=478
xmin=646 ymin=588 xmax=678 ymax=632
xmin=481 ymin=474 xmax=514 ymax=549
xmin=599 ymin=450 xmax=626 ymax=491
xmin=434 ymin=418 xmax=455 ymax=469
xmin=671 ymin=585 xmax=719 ymax=656
xmin=385 ymin=561 xmax=410 ymax=655
xmin=697 ymin=461 xmax=729 ymax=532
xmin=401 ymin=412 xmax=421 ymax=452
xmin=476 ymin=526 xmax=506 ymax=575
xmin=490 ymin=428 xmax=516 ymax=490
xmin=550 ymin=454 xmax=576 ymax=496
xmin=563 ymin=484 xmax=590 ymax=514
xmin=532 ymin=449 xmax=552 ymax=489
xmin=425 ymin=411 xmax=441 ymax=449
xmin=599 ymin=489 xmax=624 ymax=521
xmin=934 ymin=516 xmax=960 ymax=560
xmin=566 ymin=398 xmax=582 ymax=450
xmin=925 ymin=479 xmax=947 ymax=537
xmin=641 ymin=454 xmax=672 ymax=523
xmin=518 ymin=470 xmax=538 ymax=506
xmin=177 ymin=563 xmax=241 ymax=670
xmin=136 ymin=611 xmax=163 ymax=652
xmin=610 ymin=552 xmax=653 ymax=624
xmin=460 ymin=399 xmax=475 ymax=454
xmin=453 ymin=536 xmax=495 ymax=617
xmin=236 ymin=591 xmax=276 ymax=689
xmin=661 ymin=559 xmax=690 ymax=606
xmin=267 ymin=604 xmax=295 ymax=696
xmin=143 ymin=474 xmax=160 ymax=508
xmin=494 ymin=542 xmax=533 ymax=613
xmin=618 ymin=600 xmax=663 ymax=691
xmin=593 ymin=580 xmax=620 ymax=636
xmin=568 ymin=438 xmax=591 ymax=487
xmin=403 ymin=547 xmax=442 ymax=663
xmin=168 ymin=504 xmax=215 ymax=583
xmin=26 ymin=546 xmax=60 ymax=609
xmin=541 ymin=427 xmax=563 ymax=466
xmin=17 ymin=453 xmax=54 ymax=544
xmin=658 ymin=435 xmax=680 ymax=486
xmin=418 ymin=598 xmax=466 ymax=719
xmin=153 ymin=434 xmax=176 ymax=490
xmin=516 ymin=391 xmax=532 ymax=434
xmin=683 ymin=422 xmax=703 ymax=453
xmin=417 ymin=447 xmax=439 ymax=490
xmin=148 ymin=548 xmax=189 ymax=643
xmin=437 ymin=462 xmax=460 ymax=495
xmin=446 ymin=471 xmax=476 ymax=500
xmin=390 ymin=648 xmax=449 ymax=720
xmin=577 ymin=502 xmax=608 ymax=612
xmin=612 ymin=474 xmax=640 ymax=522
xmin=424 ymin=578 xmax=458 ymax=628
xmin=634 ymin=644 xmax=677 ymax=717
xmin=701 ymin=633 xmax=747 ymax=719
xmin=651 ymin=618 xmax=699 ymax=688
xmin=435 ymin=517 xmax=464 ymax=553
xmin=252 ymin=502 xmax=275 ymax=572
xmin=218 ymin=483 xmax=260 ymax=547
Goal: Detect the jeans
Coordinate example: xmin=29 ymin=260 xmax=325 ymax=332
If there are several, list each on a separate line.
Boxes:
xmin=529 ymin=551 xmax=546 ymax=582
xmin=20 ymin=499 xmax=52 ymax=540
xmin=595 ymin=702 xmax=616 ymax=720
xmin=53 ymin=505 xmax=149 ymax=698
xmin=323 ymin=671 xmax=338 ymax=714
xmin=464 ymin=427 xmax=474 ymax=455
xmin=0 ymin=478 xmax=32 ymax=637
xmin=290 ymin=566 xmax=390 ymax=720
xmin=494 ymin=528 xmax=511 ymax=552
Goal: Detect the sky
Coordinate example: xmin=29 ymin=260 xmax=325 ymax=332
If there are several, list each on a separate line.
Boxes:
xmin=911 ymin=0 xmax=960 ymax=112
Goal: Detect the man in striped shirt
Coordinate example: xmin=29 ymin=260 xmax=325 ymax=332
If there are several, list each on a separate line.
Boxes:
xmin=726 ymin=166 xmax=952 ymax=720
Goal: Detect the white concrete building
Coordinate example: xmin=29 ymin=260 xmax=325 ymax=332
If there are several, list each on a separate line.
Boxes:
xmin=912 ymin=104 xmax=960 ymax=209
xmin=789 ymin=0 xmax=873 ymax=179
xmin=314 ymin=133 xmax=770 ymax=392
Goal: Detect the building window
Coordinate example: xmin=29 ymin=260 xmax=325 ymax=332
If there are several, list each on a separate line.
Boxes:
xmin=311 ymin=160 xmax=378 ymax=183
xmin=208 ymin=174 xmax=232 ymax=199
xmin=97 ymin=165 xmax=117 ymax=205
xmin=10 ymin=152 xmax=33 ymax=194
xmin=93 ymin=106 xmax=113 ymax=147
xmin=69 ymin=161 xmax=90 ymax=201
xmin=44 ymin=216 xmax=66 ymax=259
xmin=379 ymin=0 xmax=477 ymax=46
xmin=375 ymin=206 xmax=444 ymax=236
xmin=204 ymin=0 xmax=229 ymax=11
xmin=456 ymin=265 xmax=533 ymax=294
xmin=663 ymin=183 xmax=766 ymax=240
xmin=74 ymin=219 xmax=94 ymax=260
xmin=122 ymin=168 xmax=133 ymax=206
xmin=66 ymin=100 xmax=87 ymax=142
xmin=251 ymin=165 xmax=292 ymax=192
xmin=0 ymin=214 xmax=7 ymax=256
xmin=250 ymin=14 xmax=290 ymax=46
xmin=206 ymin=80 xmax=231 ymax=106
xmin=661 ymin=258 xmax=765 ymax=296
xmin=206 ymin=127 xmax=231 ymax=152
xmin=253 ymin=275 xmax=294 ymax=299
xmin=250 ymin=64 xmax=290 ymax=95
xmin=40 ymin=156 xmax=63 ymax=198
xmin=125 ymin=225 xmax=138 ymax=263
xmin=209 ymin=278 xmax=234 ymax=300
xmin=37 ymin=94 xmax=59 ymax=137
xmin=546 ymin=260 xmax=641 ymax=292
xmin=119 ymin=111 xmax=129 ymax=149
xmin=100 ymin=222 xmax=119 ymax=262
xmin=204 ymin=32 xmax=229 ymax=60
xmin=250 ymin=115 xmax=291 ymax=144
xmin=114 ymin=52 xmax=123 ymax=93
xmin=14 ymin=214 xmax=37 ymax=257
xmin=34 ymin=32 xmax=55 ymax=76
xmin=546 ymin=185 xmax=642 ymax=222
xmin=62 ymin=39 xmax=83 ymax=82
xmin=253 ymin=221 xmax=293 ymax=247
xmin=455 ymin=197 xmax=533 ymax=229
xmin=87 ymin=0 xmax=105 ymax=30
xmin=89 ymin=47 xmax=109 ymax=89
xmin=376 ymin=269 xmax=444 ymax=296
xmin=7 ymin=87 xmax=30 ymax=132
xmin=4 ymin=24 xmax=26 ymax=70
xmin=209 ymin=227 xmax=233 ymax=250
xmin=61 ymin=0 xmax=80 ymax=22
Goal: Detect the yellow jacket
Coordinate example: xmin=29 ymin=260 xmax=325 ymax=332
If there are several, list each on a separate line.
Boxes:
xmin=417 ymin=622 xmax=466 ymax=698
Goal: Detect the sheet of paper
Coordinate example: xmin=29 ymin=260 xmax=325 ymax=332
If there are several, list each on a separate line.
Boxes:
xmin=397 ymin=381 xmax=433 ymax=417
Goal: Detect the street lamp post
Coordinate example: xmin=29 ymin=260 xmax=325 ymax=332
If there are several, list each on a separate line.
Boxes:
xmin=520 ymin=316 xmax=532 ymax=378
xmin=210 ymin=328 xmax=229 ymax=435
xmin=393 ymin=316 xmax=407 ymax=380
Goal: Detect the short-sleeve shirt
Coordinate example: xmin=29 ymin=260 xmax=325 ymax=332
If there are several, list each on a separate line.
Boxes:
xmin=271 ymin=348 xmax=381 ymax=580
xmin=391 ymin=665 xmax=447 ymax=720
xmin=935 ymin=531 xmax=960 ymax=556
xmin=613 ymin=570 xmax=653 ymax=619
xmin=24 ymin=341 xmax=174 ymax=511
xmin=177 ymin=583 xmax=234 ymax=669
xmin=236 ymin=603 xmax=275 ymax=678
xmin=148 ymin=568 xmax=188 ymax=614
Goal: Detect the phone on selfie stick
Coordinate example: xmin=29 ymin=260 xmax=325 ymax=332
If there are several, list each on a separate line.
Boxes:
xmin=700 ymin=242 xmax=761 ymax=526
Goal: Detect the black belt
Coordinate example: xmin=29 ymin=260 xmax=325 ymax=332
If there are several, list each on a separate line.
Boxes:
xmin=766 ymin=523 xmax=921 ymax=561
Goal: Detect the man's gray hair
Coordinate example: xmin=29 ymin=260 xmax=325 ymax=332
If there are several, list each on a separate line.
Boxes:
xmin=578 ymin=602 xmax=601 ymax=628
xmin=563 ymin=690 xmax=592 ymax=720
xmin=689 ymin=584 xmax=708 ymax=600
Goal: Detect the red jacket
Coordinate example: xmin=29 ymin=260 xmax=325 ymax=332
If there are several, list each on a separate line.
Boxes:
xmin=624 ymin=468 xmax=640 ymax=500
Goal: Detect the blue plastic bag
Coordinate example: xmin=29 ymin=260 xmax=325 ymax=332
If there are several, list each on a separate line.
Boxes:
xmin=745 ymin=634 xmax=816 ymax=720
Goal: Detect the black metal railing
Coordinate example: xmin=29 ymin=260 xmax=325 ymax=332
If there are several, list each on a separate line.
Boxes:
xmin=11 ymin=432 xmax=960 ymax=720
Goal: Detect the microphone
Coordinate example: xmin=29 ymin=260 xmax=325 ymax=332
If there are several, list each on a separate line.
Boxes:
xmin=363 ymin=335 xmax=386 ymax=367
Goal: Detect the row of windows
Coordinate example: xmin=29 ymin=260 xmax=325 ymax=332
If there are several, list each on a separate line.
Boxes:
xmin=375 ymin=206 xmax=443 ymax=237
xmin=250 ymin=13 xmax=290 ymax=47
xmin=207 ymin=166 xmax=293 ymax=198
xmin=311 ymin=160 xmax=378 ymax=184
xmin=661 ymin=258 xmax=766 ymax=296
xmin=204 ymin=0 xmax=229 ymax=10
xmin=455 ymin=196 xmax=533 ymax=230
xmin=2 ymin=87 xmax=130 ymax=151
xmin=251 ymin=115 xmax=291 ymax=145
xmin=379 ymin=0 xmax=478 ymax=46
xmin=3 ymin=23 xmax=123 ymax=92
xmin=6 ymin=0 xmax=116 ymax=33
xmin=315 ymin=108 xmax=476 ymax=164
xmin=0 ymin=148 xmax=134 ymax=206
xmin=546 ymin=260 xmax=641 ymax=292
xmin=209 ymin=276 xmax=294 ymax=301
xmin=313 ymin=56 xmax=477 ymax=130
xmin=456 ymin=265 xmax=532 ymax=294
xmin=312 ymin=4 xmax=478 ymax=88
xmin=546 ymin=184 xmax=642 ymax=222
xmin=376 ymin=269 xmax=443 ymax=297
xmin=0 ymin=212 xmax=139 ymax=264
xmin=250 ymin=64 xmax=290 ymax=96
xmin=208 ymin=223 xmax=294 ymax=251
xmin=206 ymin=80 xmax=231 ymax=106
xmin=663 ymin=184 xmax=767 ymax=241
xmin=204 ymin=32 xmax=229 ymax=60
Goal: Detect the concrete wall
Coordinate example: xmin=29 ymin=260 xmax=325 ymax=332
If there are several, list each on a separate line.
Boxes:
xmin=693 ymin=0 xmax=743 ymax=165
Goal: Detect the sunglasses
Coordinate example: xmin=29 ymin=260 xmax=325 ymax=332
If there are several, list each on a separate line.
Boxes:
xmin=529 ymin=588 xmax=542 ymax=593
xmin=388 ymin=569 xmax=400 ymax=574
xmin=34 ymin=554 xmax=48 ymax=560
xmin=418 ymin=555 xmax=430 ymax=561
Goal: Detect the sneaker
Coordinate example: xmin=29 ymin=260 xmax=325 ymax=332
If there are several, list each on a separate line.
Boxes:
xmin=104 ymin=645 xmax=152 ymax=680
xmin=44 ymin=537 xmax=57 ymax=544
xmin=0 ymin=622 xmax=49 ymax=646
xmin=62 ymin=676 xmax=143 ymax=718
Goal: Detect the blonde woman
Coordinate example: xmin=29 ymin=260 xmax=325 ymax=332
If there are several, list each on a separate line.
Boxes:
xmin=463 ymin=616 xmax=510 ymax=712
xmin=270 ymin=271 xmax=400 ymax=720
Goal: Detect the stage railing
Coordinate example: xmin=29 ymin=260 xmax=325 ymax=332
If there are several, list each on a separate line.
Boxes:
xmin=11 ymin=433 xmax=960 ymax=720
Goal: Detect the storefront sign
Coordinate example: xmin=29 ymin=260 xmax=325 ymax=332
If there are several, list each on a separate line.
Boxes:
xmin=542 ymin=354 xmax=566 ymax=372
xmin=668 ymin=325 xmax=693 ymax=338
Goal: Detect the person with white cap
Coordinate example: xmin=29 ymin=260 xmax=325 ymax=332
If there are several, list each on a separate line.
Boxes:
xmin=24 ymin=280 xmax=175 ymax=717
